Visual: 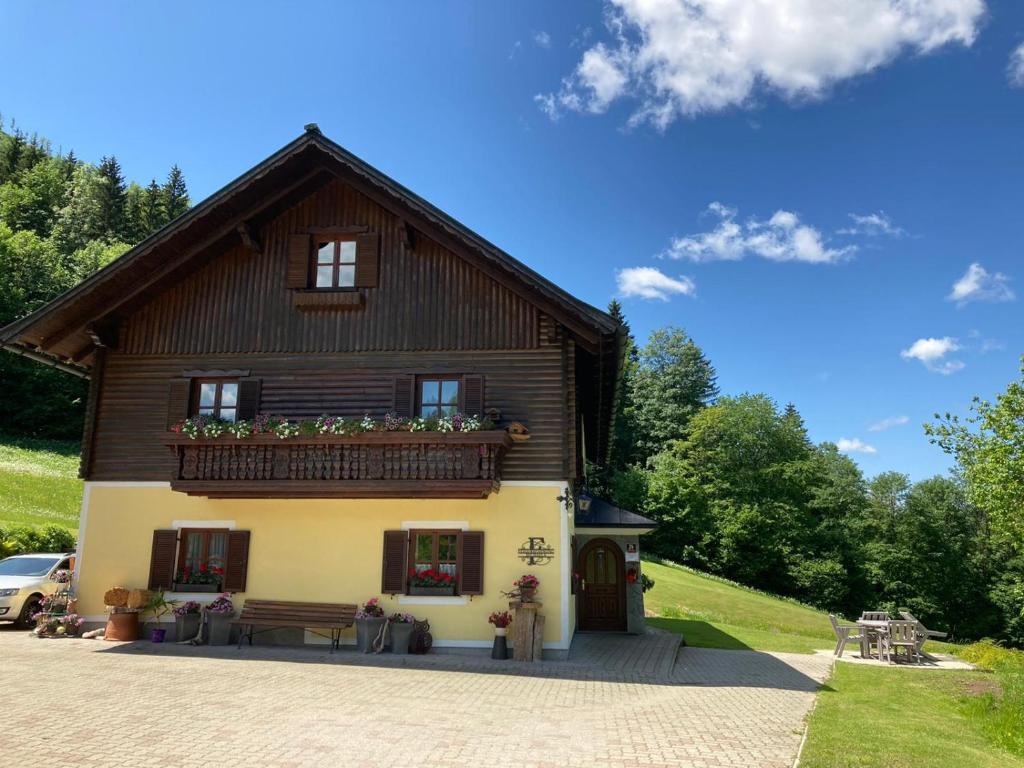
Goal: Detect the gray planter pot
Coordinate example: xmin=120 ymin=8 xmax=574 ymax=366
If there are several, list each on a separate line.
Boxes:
xmin=172 ymin=583 xmax=220 ymax=593
xmin=175 ymin=613 xmax=202 ymax=641
xmin=389 ymin=621 xmax=414 ymax=654
xmin=408 ymin=586 xmax=455 ymax=596
xmin=206 ymin=611 xmax=234 ymax=645
xmin=355 ymin=617 xmax=386 ymax=653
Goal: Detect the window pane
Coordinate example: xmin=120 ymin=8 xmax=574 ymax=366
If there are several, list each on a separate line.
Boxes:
xmin=316 ymin=265 xmax=335 ymax=288
xmin=208 ymin=533 xmax=227 ymax=570
xmin=339 ymin=240 xmax=357 ymax=264
xmin=317 ymin=241 xmax=335 ymax=264
xmin=440 ymin=405 xmax=458 ymax=417
xmin=439 ymin=534 xmax=457 ymax=562
xmin=185 ymin=533 xmax=203 ymax=571
xmin=438 ymin=563 xmax=457 ymax=577
xmin=198 ymin=407 xmax=215 ymax=416
xmin=220 ymin=383 xmax=238 ymax=407
xmin=420 ymin=405 xmax=440 ymax=419
xmin=338 ymin=264 xmax=355 ymax=288
xmin=415 ymin=534 xmax=434 ymax=564
xmin=199 ymin=383 xmax=217 ymax=407
xmin=219 ymin=407 xmax=237 ymax=423
xmin=421 ymin=380 xmax=439 ymax=405
xmin=440 ymin=380 xmax=459 ymax=405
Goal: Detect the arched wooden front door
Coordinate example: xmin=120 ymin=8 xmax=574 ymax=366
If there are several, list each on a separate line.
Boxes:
xmin=577 ymin=538 xmax=627 ymax=631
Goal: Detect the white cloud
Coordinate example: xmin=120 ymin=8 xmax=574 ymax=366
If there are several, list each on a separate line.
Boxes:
xmin=900 ymin=337 xmax=965 ymax=375
xmin=838 ymin=211 xmax=905 ymax=237
xmin=663 ymin=202 xmax=855 ymax=264
xmin=868 ymin=415 xmax=909 ymax=432
xmin=538 ymin=0 xmax=985 ymax=127
xmin=617 ymin=266 xmax=696 ymax=300
xmin=1009 ymin=43 xmax=1024 ymax=87
xmin=533 ymin=30 xmax=552 ymax=48
xmin=948 ymin=263 xmax=1015 ymax=305
xmin=837 ymin=438 xmax=878 ymax=455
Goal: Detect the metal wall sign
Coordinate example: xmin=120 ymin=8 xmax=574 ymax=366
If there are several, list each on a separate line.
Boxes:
xmin=517 ymin=537 xmax=555 ymax=565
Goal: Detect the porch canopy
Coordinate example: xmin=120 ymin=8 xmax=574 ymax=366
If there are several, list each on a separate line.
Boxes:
xmin=574 ymin=495 xmax=657 ymax=535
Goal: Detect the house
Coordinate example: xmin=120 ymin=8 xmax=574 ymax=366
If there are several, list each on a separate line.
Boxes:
xmin=0 ymin=126 xmax=656 ymax=652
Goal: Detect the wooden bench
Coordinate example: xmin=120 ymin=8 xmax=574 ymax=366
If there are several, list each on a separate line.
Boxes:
xmin=231 ymin=599 xmax=357 ymax=652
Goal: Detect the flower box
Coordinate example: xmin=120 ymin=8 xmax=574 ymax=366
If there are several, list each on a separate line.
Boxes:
xmin=408 ymin=586 xmax=456 ymax=597
xmin=173 ymin=583 xmax=220 ymax=593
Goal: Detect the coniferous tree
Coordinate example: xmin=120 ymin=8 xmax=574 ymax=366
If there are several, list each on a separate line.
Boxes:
xmin=161 ymin=164 xmax=189 ymax=222
xmin=142 ymin=179 xmax=166 ymax=233
xmin=96 ymin=155 xmax=127 ymax=240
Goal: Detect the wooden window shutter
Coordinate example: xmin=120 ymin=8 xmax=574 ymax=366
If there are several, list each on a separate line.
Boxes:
xmin=355 ymin=232 xmax=379 ymax=288
xmin=463 ymin=375 xmax=484 ymax=417
xmin=392 ymin=376 xmax=415 ymax=419
xmin=148 ymin=530 xmax=178 ymax=590
xmin=458 ymin=531 xmax=484 ymax=595
xmin=166 ymin=379 xmax=191 ymax=429
xmin=236 ymin=378 xmax=262 ymax=421
xmin=223 ymin=530 xmax=251 ymax=592
xmin=286 ymin=234 xmax=311 ymax=288
xmin=382 ymin=530 xmax=408 ymax=594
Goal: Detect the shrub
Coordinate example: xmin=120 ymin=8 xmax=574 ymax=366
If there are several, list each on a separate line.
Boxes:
xmin=0 ymin=523 xmax=75 ymax=556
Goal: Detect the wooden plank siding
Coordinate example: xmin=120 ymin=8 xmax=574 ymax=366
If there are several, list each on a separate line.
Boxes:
xmin=90 ymin=347 xmax=571 ymax=483
xmin=82 ymin=177 xmax=586 ymax=485
xmin=120 ymin=180 xmax=538 ymax=355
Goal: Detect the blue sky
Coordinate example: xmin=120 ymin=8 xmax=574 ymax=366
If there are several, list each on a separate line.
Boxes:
xmin=3 ymin=1 xmax=1023 ymax=480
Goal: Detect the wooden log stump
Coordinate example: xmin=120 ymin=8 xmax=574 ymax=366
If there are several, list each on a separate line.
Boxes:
xmin=510 ymin=601 xmax=544 ymax=662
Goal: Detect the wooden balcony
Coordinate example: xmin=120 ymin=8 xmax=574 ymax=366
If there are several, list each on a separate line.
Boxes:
xmin=166 ymin=431 xmax=514 ymax=499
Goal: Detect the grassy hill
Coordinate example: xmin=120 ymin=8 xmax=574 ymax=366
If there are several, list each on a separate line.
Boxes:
xmin=643 ymin=558 xmax=834 ymax=653
xmin=0 ymin=437 xmax=81 ymax=531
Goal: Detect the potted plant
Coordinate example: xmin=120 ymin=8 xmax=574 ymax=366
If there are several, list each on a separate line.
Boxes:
xmin=173 ymin=600 xmax=202 ymax=641
xmin=173 ymin=564 xmax=224 ymax=593
xmin=141 ymin=591 xmax=177 ymax=642
xmin=103 ymin=587 xmax=139 ymax=641
xmin=488 ymin=610 xmax=512 ymax=660
xmin=388 ymin=612 xmax=416 ymax=654
xmin=355 ymin=598 xmax=386 ymax=653
xmin=205 ymin=593 xmax=235 ymax=645
xmin=514 ymin=574 xmax=539 ymax=602
xmin=33 ymin=613 xmax=85 ymax=638
xmin=408 ymin=568 xmax=456 ymax=596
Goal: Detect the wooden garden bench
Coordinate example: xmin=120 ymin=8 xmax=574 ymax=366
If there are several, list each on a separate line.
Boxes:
xmin=231 ymin=599 xmax=357 ymax=652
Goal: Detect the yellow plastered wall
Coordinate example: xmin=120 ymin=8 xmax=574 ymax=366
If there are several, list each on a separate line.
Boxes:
xmin=78 ymin=483 xmax=569 ymax=647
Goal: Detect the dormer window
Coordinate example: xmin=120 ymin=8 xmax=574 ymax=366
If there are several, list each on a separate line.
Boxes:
xmin=314 ymin=239 xmax=357 ymax=289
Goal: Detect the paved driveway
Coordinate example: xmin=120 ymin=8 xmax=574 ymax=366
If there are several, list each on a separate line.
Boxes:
xmin=0 ymin=628 xmax=831 ymax=767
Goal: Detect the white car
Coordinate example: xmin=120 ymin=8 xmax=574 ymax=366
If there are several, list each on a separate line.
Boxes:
xmin=0 ymin=553 xmax=75 ymax=627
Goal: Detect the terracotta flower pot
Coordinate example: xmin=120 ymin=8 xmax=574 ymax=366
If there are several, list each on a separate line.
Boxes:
xmin=104 ymin=611 xmax=139 ymax=641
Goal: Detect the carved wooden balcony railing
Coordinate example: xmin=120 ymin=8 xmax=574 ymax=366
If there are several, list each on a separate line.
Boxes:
xmin=165 ymin=431 xmax=513 ymax=499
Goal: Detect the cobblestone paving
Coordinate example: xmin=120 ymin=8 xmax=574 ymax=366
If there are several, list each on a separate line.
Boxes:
xmin=0 ymin=628 xmax=832 ymax=767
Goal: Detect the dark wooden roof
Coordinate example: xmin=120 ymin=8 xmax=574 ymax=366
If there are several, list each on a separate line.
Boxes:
xmin=0 ymin=126 xmax=617 ymax=367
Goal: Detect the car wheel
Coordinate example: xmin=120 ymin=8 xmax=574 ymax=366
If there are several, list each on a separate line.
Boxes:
xmin=15 ymin=594 xmax=42 ymax=629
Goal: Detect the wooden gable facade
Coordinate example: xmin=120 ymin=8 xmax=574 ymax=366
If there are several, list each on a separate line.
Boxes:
xmin=1 ymin=127 xmax=623 ymax=498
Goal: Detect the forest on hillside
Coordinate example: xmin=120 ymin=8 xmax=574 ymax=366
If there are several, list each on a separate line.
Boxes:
xmin=0 ymin=117 xmax=191 ymax=438
xmin=596 ymin=304 xmax=1024 ymax=647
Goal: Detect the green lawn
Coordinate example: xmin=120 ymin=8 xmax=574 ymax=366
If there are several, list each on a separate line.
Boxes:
xmin=0 ymin=437 xmax=82 ymax=531
xmin=800 ymin=663 xmax=1024 ymax=768
xmin=643 ymin=558 xmax=835 ymax=653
